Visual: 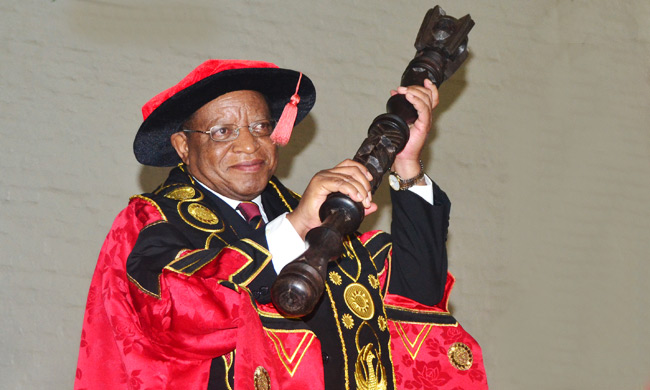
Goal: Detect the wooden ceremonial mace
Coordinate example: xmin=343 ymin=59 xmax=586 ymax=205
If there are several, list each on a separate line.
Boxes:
xmin=271 ymin=6 xmax=475 ymax=317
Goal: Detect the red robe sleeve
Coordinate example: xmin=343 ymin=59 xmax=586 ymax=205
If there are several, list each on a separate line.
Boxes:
xmin=75 ymin=196 xmax=274 ymax=390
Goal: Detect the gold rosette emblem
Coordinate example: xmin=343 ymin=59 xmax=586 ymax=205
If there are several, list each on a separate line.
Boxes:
xmin=447 ymin=342 xmax=473 ymax=370
xmin=368 ymin=275 xmax=380 ymax=289
xmin=187 ymin=203 xmax=219 ymax=225
xmin=344 ymin=283 xmax=374 ymax=320
xmin=377 ymin=316 xmax=387 ymax=331
xmin=329 ymin=271 xmax=342 ymax=285
xmin=342 ymin=313 xmax=355 ymax=329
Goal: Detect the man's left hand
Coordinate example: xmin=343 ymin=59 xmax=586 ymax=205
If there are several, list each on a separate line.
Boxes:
xmin=390 ymin=79 xmax=439 ymax=181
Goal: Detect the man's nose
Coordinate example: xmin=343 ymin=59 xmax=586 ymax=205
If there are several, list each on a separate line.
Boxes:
xmin=231 ymin=127 xmax=260 ymax=153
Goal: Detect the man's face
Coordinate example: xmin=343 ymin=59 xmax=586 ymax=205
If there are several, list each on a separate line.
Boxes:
xmin=171 ymin=90 xmax=278 ymax=201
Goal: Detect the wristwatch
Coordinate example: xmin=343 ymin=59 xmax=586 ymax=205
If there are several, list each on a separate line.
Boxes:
xmin=388 ymin=160 xmax=425 ymax=191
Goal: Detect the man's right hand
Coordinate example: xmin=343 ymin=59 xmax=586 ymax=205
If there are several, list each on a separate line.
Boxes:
xmin=286 ymin=159 xmax=377 ymax=240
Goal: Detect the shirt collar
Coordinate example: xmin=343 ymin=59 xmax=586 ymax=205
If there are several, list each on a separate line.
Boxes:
xmin=192 ymin=176 xmax=267 ymax=222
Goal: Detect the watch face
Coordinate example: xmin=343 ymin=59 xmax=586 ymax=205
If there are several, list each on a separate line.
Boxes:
xmin=389 ymin=174 xmax=400 ymax=191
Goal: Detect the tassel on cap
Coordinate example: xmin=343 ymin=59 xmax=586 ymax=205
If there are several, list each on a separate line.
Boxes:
xmin=271 ymin=73 xmax=303 ymax=146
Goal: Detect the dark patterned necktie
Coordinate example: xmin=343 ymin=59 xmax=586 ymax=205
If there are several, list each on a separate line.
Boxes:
xmin=236 ymin=201 xmax=265 ymax=229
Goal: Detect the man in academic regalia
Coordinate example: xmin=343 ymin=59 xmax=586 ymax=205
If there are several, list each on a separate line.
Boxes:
xmin=74 ymin=59 xmax=488 ymax=390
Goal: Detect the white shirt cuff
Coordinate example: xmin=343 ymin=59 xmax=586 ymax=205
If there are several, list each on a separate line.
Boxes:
xmin=407 ymin=174 xmax=434 ymax=205
xmin=266 ymin=212 xmax=308 ymax=274
xmin=266 ymin=176 xmax=432 ymax=274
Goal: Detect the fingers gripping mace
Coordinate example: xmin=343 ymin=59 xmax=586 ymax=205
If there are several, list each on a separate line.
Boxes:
xmin=271 ymin=6 xmax=474 ymax=317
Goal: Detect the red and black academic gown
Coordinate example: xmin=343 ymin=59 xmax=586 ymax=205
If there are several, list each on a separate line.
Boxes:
xmin=74 ymin=164 xmax=488 ymax=390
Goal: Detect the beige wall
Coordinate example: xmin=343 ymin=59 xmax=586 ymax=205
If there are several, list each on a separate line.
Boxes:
xmin=2 ymin=0 xmax=649 ymax=388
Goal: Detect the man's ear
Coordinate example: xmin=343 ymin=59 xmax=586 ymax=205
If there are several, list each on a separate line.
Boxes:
xmin=170 ymin=132 xmax=190 ymax=164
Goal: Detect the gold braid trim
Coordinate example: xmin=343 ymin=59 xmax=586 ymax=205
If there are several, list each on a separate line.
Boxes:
xmin=268 ymin=180 xmax=294 ymax=212
xmin=227 ymin=239 xmax=272 ymax=287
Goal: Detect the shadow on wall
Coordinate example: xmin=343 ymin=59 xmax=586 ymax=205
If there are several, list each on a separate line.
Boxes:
xmin=274 ymin=115 xmax=317 ymax=180
xmin=435 ymin=63 xmax=470 ymax=120
xmin=138 ymin=166 xmax=172 ymax=193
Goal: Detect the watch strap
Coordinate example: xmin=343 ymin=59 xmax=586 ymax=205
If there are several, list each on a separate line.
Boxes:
xmin=390 ymin=160 xmax=425 ymax=190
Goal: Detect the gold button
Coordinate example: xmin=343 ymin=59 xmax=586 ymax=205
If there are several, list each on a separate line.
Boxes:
xmin=447 ymin=342 xmax=473 ymax=370
xmin=254 ymin=366 xmax=271 ymax=390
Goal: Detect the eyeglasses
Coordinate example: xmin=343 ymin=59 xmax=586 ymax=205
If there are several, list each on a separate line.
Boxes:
xmin=183 ymin=119 xmax=276 ymax=142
